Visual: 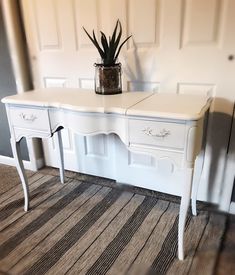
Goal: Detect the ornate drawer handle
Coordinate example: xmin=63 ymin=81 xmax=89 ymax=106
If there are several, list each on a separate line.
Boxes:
xmin=142 ymin=127 xmax=171 ymax=138
xmin=19 ymin=113 xmax=38 ymax=122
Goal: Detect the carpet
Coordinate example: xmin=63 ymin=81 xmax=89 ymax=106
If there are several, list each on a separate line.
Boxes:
xmin=0 ymin=165 xmax=226 ymax=275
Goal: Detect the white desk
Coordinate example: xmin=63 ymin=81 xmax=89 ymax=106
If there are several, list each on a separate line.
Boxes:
xmin=2 ymin=88 xmax=211 ymax=260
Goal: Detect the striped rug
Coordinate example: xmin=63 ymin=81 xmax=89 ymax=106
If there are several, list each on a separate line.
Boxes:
xmin=0 ymin=169 xmax=226 ymax=275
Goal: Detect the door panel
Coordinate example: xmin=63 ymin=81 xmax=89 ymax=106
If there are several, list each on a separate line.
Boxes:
xmin=128 ymin=0 xmax=161 ymax=46
xmin=32 ymin=0 xmax=61 ymax=50
xmin=182 ymin=0 xmax=222 ymax=47
xmin=21 ymin=0 xmax=235 ymax=204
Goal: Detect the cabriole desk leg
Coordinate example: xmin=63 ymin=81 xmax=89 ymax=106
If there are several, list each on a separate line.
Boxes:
xmin=191 ymin=154 xmax=204 ymax=216
xmin=54 ymin=130 xmax=65 ymax=184
xmin=10 ymin=137 xmax=29 ymax=212
xmin=192 ymin=111 xmax=208 ymax=216
xmin=178 ymin=167 xmax=194 ymax=260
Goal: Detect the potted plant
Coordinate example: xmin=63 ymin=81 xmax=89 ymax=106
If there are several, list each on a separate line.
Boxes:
xmin=83 ymin=20 xmax=131 ymax=95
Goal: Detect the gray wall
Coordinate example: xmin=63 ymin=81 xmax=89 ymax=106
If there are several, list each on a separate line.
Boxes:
xmin=0 ymin=7 xmax=28 ymax=160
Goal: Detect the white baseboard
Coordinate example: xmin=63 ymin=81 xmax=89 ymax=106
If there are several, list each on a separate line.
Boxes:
xmin=0 ymin=155 xmax=44 ymax=171
xmin=229 ymin=202 xmax=235 ymax=215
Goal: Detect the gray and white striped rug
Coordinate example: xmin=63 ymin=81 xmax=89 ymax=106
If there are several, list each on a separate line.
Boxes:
xmin=0 ymin=170 xmax=226 ymax=275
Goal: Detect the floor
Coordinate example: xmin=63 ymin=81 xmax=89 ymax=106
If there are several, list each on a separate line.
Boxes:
xmin=215 ymin=214 xmax=235 ymax=275
xmin=0 ymin=165 xmax=235 ymax=275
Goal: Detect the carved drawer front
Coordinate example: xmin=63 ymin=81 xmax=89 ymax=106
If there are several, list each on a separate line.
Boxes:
xmin=9 ymin=107 xmax=50 ymax=132
xmin=129 ymin=119 xmax=186 ymax=149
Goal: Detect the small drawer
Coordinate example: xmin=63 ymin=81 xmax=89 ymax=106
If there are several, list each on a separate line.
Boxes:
xmin=129 ymin=119 xmax=186 ymax=149
xmin=9 ymin=107 xmax=51 ymax=132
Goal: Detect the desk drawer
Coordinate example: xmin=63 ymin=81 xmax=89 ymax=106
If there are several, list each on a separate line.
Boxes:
xmin=129 ymin=119 xmax=186 ymax=149
xmin=9 ymin=107 xmax=50 ymax=132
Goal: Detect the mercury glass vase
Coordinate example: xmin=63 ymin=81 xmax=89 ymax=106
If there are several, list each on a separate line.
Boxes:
xmin=94 ymin=63 xmax=122 ymax=95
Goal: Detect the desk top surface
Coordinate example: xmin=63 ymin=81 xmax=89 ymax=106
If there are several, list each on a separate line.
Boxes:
xmin=2 ymin=88 xmax=211 ymax=120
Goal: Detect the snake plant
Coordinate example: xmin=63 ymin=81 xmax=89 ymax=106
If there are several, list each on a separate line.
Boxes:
xmin=83 ymin=20 xmax=131 ymax=67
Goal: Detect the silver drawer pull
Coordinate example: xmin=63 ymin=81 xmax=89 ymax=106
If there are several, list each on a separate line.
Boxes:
xmin=19 ymin=113 xmax=38 ymax=122
xmin=142 ymin=127 xmax=171 ymax=138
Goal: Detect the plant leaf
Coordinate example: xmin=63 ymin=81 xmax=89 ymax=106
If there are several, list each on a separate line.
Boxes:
xmin=114 ymin=20 xmax=122 ymax=48
xmin=83 ymin=27 xmax=104 ymax=59
xmin=110 ymin=20 xmax=119 ymax=46
xmin=107 ymin=20 xmax=121 ymax=65
xmin=92 ymin=30 xmax=105 ymax=58
xmin=100 ymin=31 xmax=109 ymax=54
xmin=115 ymin=35 xmax=132 ymax=61
xmin=105 ymin=36 xmax=114 ymax=65
xmin=113 ymin=20 xmax=122 ymax=59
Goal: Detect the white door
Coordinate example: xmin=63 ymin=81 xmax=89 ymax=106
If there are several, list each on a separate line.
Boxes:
xmin=21 ymin=0 xmax=235 ymax=205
